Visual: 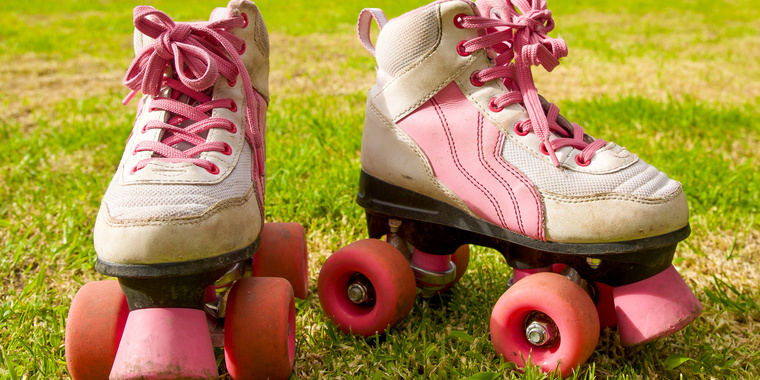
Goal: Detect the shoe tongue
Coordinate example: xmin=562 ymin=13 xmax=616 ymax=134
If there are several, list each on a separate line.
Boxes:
xmin=208 ymin=7 xmax=229 ymax=23
xmin=475 ymin=0 xmax=512 ymax=21
xmin=132 ymin=28 xmax=155 ymax=56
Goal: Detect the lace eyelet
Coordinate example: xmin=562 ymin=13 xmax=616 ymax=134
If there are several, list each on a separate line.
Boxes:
xmin=222 ymin=143 xmax=232 ymax=156
xmin=207 ymin=164 xmax=220 ymax=175
xmin=514 ymin=121 xmax=529 ymax=136
xmin=488 ymin=98 xmax=503 ymax=113
xmin=141 ymin=124 xmax=148 ymax=133
xmin=453 ymin=13 xmax=467 ymax=29
xmin=456 ymin=41 xmax=470 ymax=57
xmin=575 ymin=154 xmax=591 ymax=167
xmin=469 ymin=71 xmax=484 ymax=87
xmin=238 ymin=41 xmax=246 ymax=55
xmin=540 ymin=143 xmax=549 ymax=155
xmin=241 ymin=12 xmax=249 ymax=28
xmin=129 ymin=166 xmax=139 ymax=175
xmin=229 ymin=100 xmax=238 ymax=113
xmin=227 ymin=77 xmax=237 ymax=87
xmin=228 ymin=123 xmax=237 ymax=134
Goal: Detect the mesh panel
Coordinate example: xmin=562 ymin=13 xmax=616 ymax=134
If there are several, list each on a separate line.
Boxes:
xmin=102 ymin=145 xmax=254 ymax=220
xmin=501 ymin=139 xmax=681 ymax=198
xmin=614 ymin=165 xmax=659 ymax=195
xmin=375 ymin=5 xmax=440 ymax=78
xmin=255 ymin=11 xmax=269 ymax=54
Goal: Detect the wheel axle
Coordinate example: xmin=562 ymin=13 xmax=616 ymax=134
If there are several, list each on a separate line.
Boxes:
xmin=346 ymin=274 xmax=376 ymax=305
xmin=347 ymin=282 xmax=371 ymax=304
xmin=525 ymin=320 xmax=555 ymax=346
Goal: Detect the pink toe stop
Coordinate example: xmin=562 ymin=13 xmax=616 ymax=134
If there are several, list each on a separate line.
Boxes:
xmin=110 ymin=308 xmax=218 ymax=379
xmin=613 ymin=265 xmax=702 ymax=346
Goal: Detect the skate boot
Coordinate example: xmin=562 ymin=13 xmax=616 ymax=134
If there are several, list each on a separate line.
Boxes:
xmin=317 ymin=0 xmax=701 ymax=376
xmin=64 ymin=2 xmax=308 ymax=379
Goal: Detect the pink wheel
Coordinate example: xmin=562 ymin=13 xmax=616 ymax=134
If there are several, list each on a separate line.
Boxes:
xmin=450 ymin=245 xmax=470 ymax=283
xmin=65 ymin=281 xmax=129 ymax=380
xmin=594 ymin=282 xmax=618 ymax=329
xmin=318 ymin=239 xmax=417 ymax=337
xmin=252 ymin=222 xmax=309 ymax=299
xmin=490 ymin=272 xmax=599 ymax=377
xmin=440 ymin=245 xmax=470 ymax=292
xmin=224 ymin=277 xmax=296 ymax=380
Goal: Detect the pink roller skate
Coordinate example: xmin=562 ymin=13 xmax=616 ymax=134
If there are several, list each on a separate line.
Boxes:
xmin=64 ymin=2 xmax=308 ymax=379
xmin=317 ymin=0 xmax=701 ymax=376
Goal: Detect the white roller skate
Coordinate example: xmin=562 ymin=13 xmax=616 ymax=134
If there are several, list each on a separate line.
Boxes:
xmin=65 ymin=2 xmax=308 ymax=379
xmin=318 ymin=0 xmax=701 ymax=376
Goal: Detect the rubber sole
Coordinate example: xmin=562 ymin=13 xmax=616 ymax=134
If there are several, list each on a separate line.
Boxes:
xmin=95 ymin=239 xmax=259 ymax=278
xmin=357 ymin=170 xmax=690 ymax=287
xmin=95 ymin=240 xmax=259 ymax=310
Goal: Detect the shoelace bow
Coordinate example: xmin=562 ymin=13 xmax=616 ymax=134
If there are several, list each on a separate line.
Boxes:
xmin=122 ymin=6 xmax=262 ymax=174
xmin=457 ymin=0 xmax=606 ymax=167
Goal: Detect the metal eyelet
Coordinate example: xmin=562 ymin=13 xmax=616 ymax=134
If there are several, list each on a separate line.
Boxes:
xmin=453 ymin=13 xmax=467 ymax=29
xmin=488 ymin=98 xmax=503 ymax=112
xmin=514 ymin=122 xmax=529 ymax=136
xmin=470 ymin=71 xmax=484 ymax=87
xmin=575 ymin=154 xmax=591 ymax=167
xmin=456 ymin=41 xmax=471 ymax=57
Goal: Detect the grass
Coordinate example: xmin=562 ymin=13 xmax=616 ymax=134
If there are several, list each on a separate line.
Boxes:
xmin=1 ymin=0 xmax=759 ymax=378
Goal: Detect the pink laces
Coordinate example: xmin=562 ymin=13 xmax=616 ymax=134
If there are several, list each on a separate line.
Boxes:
xmin=122 ymin=6 xmax=261 ymax=174
xmin=457 ymin=0 xmax=606 ymax=167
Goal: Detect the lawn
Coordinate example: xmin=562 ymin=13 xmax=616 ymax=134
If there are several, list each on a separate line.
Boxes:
xmin=1 ymin=0 xmax=759 ymax=378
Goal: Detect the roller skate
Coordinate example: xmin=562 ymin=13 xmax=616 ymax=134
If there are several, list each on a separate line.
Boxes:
xmin=64 ymin=2 xmax=308 ymax=379
xmin=317 ymin=0 xmax=701 ymax=376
